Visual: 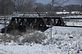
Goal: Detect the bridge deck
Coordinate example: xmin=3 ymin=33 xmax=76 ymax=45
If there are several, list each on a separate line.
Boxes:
xmin=1 ymin=16 xmax=82 ymax=33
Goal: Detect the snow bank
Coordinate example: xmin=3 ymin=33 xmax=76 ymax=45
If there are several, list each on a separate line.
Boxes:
xmin=44 ymin=26 xmax=82 ymax=36
xmin=43 ymin=26 xmax=82 ymax=54
xmin=0 ymin=26 xmax=82 ymax=54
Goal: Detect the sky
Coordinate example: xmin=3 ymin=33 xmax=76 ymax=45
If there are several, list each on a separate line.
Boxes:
xmin=36 ymin=0 xmax=82 ymax=5
xmin=36 ymin=0 xmax=50 ymax=4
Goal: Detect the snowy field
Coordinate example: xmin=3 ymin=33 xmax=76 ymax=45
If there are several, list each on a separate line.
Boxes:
xmin=65 ymin=22 xmax=82 ymax=26
xmin=0 ymin=26 xmax=82 ymax=54
xmin=0 ymin=44 xmax=63 ymax=54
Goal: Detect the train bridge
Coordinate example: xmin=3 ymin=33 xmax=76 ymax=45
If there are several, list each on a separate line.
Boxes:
xmin=1 ymin=16 xmax=65 ymax=33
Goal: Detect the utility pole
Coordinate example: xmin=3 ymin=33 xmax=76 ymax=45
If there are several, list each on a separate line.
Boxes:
xmin=49 ymin=0 xmax=54 ymax=44
xmin=51 ymin=0 xmax=54 ymax=7
xmin=50 ymin=0 xmax=54 ymax=14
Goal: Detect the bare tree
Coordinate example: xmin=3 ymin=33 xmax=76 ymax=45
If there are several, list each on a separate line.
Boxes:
xmin=0 ymin=0 xmax=14 ymax=15
xmin=12 ymin=0 xmax=36 ymax=13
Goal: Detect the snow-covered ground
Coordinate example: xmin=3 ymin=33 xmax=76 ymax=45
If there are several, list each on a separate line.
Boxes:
xmin=0 ymin=26 xmax=82 ymax=54
xmin=65 ymin=21 xmax=82 ymax=26
xmin=0 ymin=24 xmax=5 ymax=29
xmin=0 ymin=44 xmax=62 ymax=54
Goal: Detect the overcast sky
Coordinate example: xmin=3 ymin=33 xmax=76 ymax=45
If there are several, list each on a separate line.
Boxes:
xmin=36 ymin=0 xmax=82 ymax=5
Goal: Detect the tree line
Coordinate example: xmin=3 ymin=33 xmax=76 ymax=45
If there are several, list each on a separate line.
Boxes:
xmin=0 ymin=0 xmax=82 ymax=15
